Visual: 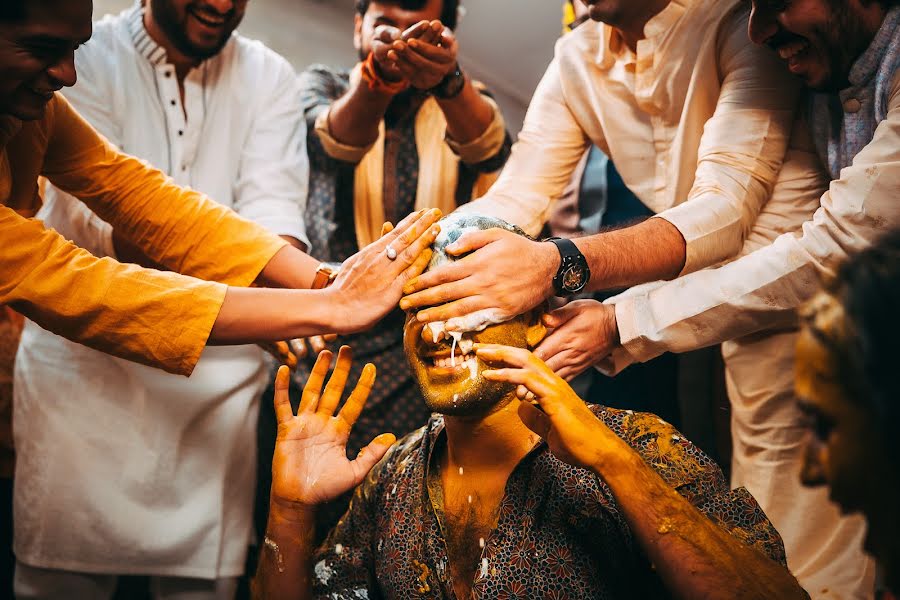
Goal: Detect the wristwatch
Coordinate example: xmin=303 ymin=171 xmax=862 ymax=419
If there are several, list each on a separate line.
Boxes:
xmin=430 ymin=63 xmax=466 ymax=100
xmin=545 ymin=237 xmax=590 ymax=296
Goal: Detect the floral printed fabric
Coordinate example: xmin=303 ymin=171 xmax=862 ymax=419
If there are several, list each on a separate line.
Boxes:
xmin=313 ymin=405 xmax=785 ymax=599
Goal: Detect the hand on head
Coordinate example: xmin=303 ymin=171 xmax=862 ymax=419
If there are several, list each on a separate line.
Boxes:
xmin=533 ymin=299 xmax=619 ymax=381
xmin=400 ymin=227 xmax=559 ymax=326
xmin=328 ymin=208 xmax=441 ymax=335
xmin=269 ymin=346 xmax=396 ymax=509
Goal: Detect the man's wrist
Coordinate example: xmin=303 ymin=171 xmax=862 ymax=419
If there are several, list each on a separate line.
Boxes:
xmin=588 ymin=437 xmax=644 ymax=482
xmin=269 ymin=494 xmax=317 ymax=524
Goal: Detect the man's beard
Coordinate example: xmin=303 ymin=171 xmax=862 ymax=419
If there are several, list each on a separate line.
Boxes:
xmin=815 ymin=0 xmax=874 ymax=91
xmin=150 ymin=0 xmax=235 ymax=61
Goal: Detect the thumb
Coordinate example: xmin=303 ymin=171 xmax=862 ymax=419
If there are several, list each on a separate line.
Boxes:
xmin=350 ymin=433 xmax=396 ymax=482
xmin=542 ymin=303 xmax=581 ymax=329
xmin=518 ymin=401 xmax=551 ymax=439
xmin=445 ymin=227 xmax=504 ymax=256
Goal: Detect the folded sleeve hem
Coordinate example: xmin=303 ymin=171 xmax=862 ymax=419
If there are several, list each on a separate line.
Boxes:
xmin=445 ymin=95 xmax=507 ymax=165
xmin=313 ymin=109 xmax=374 ymax=164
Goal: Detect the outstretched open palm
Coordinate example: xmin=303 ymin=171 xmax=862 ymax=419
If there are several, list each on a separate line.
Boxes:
xmin=270 ymin=346 xmax=396 ymax=507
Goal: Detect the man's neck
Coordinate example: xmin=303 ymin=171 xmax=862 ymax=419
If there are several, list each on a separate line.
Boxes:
xmin=442 ymin=396 xmax=540 ymax=475
xmin=614 ymin=0 xmax=671 ymax=53
xmin=143 ymin=10 xmax=200 ymax=83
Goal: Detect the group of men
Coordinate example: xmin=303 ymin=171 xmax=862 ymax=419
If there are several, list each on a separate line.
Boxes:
xmin=0 ymin=0 xmax=898 ymax=599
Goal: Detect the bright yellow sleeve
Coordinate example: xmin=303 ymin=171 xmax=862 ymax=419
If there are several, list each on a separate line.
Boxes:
xmin=40 ymin=94 xmax=287 ymax=287
xmin=0 ymin=204 xmax=225 ymax=375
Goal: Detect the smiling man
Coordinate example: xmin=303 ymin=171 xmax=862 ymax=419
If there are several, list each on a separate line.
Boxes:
xmin=252 ymin=214 xmax=808 ymax=600
xmin=10 ymin=0 xmax=314 ymax=597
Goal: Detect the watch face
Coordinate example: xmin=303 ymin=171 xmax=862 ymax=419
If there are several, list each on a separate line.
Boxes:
xmin=561 ymin=265 xmax=586 ymax=292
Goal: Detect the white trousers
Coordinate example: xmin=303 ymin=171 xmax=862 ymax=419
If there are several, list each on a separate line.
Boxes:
xmin=13 ymin=561 xmax=238 ymax=600
xmin=723 ymin=329 xmax=876 ymax=600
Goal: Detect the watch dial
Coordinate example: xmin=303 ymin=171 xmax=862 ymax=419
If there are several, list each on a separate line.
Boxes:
xmin=562 ymin=265 xmax=585 ymax=291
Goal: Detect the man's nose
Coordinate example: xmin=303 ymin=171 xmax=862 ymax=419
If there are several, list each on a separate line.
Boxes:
xmin=46 ymin=51 xmax=77 ymax=89
xmin=204 ymin=0 xmax=236 ymax=13
xmin=748 ymin=2 xmax=778 ymax=46
xmin=799 ymin=438 xmax=828 ymax=488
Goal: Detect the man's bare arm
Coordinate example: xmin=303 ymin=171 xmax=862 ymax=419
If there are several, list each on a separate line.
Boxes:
xmin=252 ymin=501 xmax=317 ymax=600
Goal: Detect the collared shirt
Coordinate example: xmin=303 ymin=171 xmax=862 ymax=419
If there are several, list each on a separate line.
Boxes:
xmin=606 ymin=9 xmax=900 ymax=368
xmin=11 ymin=6 xmax=308 ymax=577
xmin=41 ymin=5 xmax=309 ymax=255
xmin=313 ymin=407 xmax=785 ymax=599
xmin=461 ymin=0 xmax=824 ymax=276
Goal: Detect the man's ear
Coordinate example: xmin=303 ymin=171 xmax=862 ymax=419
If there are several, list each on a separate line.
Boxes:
xmin=353 ymin=14 xmax=363 ymax=53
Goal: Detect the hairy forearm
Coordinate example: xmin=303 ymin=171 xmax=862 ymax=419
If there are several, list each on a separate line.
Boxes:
xmin=594 ymin=441 xmax=808 ymax=600
xmin=252 ymin=500 xmax=318 ymax=600
xmin=210 ymin=287 xmax=343 ymax=344
xmin=327 ymin=80 xmax=395 ymax=148
xmin=437 ymin=78 xmax=494 ymax=144
xmin=255 ymin=245 xmax=320 ymax=290
xmin=579 ymin=217 xmax=687 ymax=291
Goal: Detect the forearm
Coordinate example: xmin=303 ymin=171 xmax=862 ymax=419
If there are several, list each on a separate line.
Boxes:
xmin=437 ymin=78 xmax=494 ymax=144
xmin=255 ymin=244 xmax=320 ymax=290
xmin=210 ymin=286 xmax=343 ymax=344
xmin=579 ymin=217 xmax=686 ymax=291
xmin=326 ymin=80 xmax=394 ymax=149
xmin=594 ymin=441 xmax=807 ymax=599
xmin=252 ymin=500 xmax=318 ymax=600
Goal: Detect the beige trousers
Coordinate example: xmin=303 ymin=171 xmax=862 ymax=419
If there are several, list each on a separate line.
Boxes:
xmin=723 ymin=329 xmax=876 ymax=600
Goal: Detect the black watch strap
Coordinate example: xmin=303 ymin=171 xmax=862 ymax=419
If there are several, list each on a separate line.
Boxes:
xmin=545 ymin=236 xmax=591 ymax=296
xmin=430 ymin=63 xmax=465 ymax=100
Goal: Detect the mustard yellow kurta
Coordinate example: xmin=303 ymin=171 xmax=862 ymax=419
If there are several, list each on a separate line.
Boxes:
xmin=0 ymin=93 xmax=286 ymax=376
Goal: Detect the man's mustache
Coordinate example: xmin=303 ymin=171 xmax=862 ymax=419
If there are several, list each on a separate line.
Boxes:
xmin=188 ymin=3 xmax=236 ymax=20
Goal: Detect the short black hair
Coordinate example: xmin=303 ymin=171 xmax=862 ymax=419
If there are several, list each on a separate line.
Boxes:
xmin=355 ymin=0 xmax=459 ymax=30
xmin=806 ymin=228 xmax=900 ymax=459
xmin=0 ymin=0 xmax=26 ymax=22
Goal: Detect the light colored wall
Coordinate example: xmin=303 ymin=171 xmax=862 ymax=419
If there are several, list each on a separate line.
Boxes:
xmin=91 ymin=0 xmax=562 ymax=133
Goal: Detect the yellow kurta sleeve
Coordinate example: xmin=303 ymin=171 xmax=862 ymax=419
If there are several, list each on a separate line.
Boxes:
xmin=0 ymin=204 xmax=225 ymax=375
xmin=40 ymin=94 xmax=287 ymax=287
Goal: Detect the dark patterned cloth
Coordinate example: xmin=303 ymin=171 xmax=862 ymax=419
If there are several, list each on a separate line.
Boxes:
xmin=312 ymin=406 xmax=786 ymax=599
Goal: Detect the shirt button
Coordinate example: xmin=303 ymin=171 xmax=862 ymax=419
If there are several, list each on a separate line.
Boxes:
xmin=178 ymin=130 xmax=183 ymax=136
xmin=164 ymin=71 xmax=171 ymax=78
xmin=170 ymin=100 xmax=176 ymax=106
xmin=843 ymin=98 xmax=861 ymax=113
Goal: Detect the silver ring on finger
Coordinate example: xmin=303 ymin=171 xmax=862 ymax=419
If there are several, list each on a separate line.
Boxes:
xmin=386 ymin=245 xmax=398 ymax=260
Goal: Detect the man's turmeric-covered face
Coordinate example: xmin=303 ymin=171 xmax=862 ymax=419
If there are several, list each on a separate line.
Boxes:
xmin=403 ymin=214 xmax=546 ymax=417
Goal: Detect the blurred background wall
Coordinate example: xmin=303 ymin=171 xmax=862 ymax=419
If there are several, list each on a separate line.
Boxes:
xmin=93 ymin=0 xmax=563 ymax=132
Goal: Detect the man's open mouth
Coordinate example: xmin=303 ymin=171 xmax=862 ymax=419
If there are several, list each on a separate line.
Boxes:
xmin=189 ymin=7 xmax=228 ymax=28
xmin=430 ymin=352 xmax=477 ymax=370
xmin=777 ymin=39 xmax=810 ymax=61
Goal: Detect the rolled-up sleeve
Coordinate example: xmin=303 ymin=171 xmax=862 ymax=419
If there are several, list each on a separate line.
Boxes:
xmin=233 ymin=53 xmax=310 ymax=247
xmin=655 ymin=10 xmax=800 ymax=275
xmin=612 ymin=76 xmax=900 ymax=365
xmin=40 ymin=94 xmax=287 ymax=287
xmin=459 ymin=57 xmax=592 ymax=236
xmin=0 ymin=204 xmax=225 ymax=375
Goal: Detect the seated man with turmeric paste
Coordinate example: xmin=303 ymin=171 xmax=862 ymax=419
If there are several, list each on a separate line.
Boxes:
xmin=254 ymin=215 xmax=808 ymax=600
xmin=0 ymin=0 xmax=441 ymax=377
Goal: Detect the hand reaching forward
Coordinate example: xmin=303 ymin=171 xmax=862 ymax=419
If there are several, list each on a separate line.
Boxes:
xmin=400 ymin=228 xmax=558 ymax=328
xmin=270 ymin=346 xmax=396 ymax=508
xmin=477 ymin=344 xmax=616 ymax=471
xmin=534 ymin=300 xmax=619 ymax=381
xmin=328 ymin=208 xmax=441 ymax=335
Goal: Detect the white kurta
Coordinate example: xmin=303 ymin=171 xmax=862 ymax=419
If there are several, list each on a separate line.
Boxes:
xmin=459 ymin=0 xmax=878 ymax=597
xmin=13 ymin=5 xmax=308 ymax=577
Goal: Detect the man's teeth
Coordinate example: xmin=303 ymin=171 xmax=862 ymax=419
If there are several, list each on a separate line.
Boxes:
xmin=433 ymin=353 xmax=476 ymax=368
xmin=778 ymin=40 xmax=809 ymax=60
